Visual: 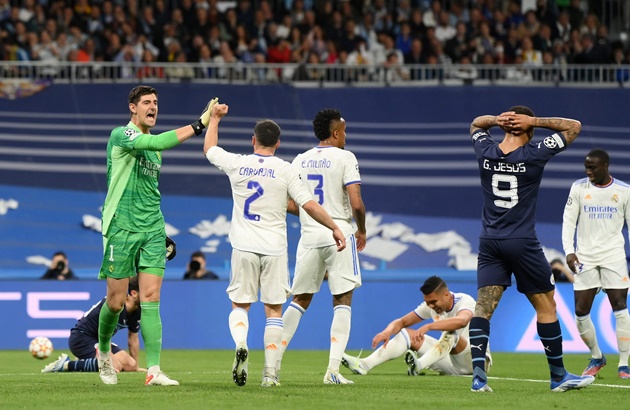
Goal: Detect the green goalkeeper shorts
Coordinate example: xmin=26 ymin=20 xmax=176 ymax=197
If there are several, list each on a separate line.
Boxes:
xmin=98 ymin=224 xmax=166 ymax=279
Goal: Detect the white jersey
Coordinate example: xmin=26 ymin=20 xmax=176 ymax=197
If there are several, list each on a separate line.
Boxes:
xmin=292 ymin=146 xmax=361 ymax=248
xmin=562 ymin=177 xmax=630 ymax=265
xmin=207 ymin=146 xmax=314 ymax=255
xmin=413 ymin=292 xmax=476 ymax=338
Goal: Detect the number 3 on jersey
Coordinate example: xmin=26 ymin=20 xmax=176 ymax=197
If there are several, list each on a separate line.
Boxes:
xmin=492 ymin=174 xmax=518 ymax=209
xmin=244 ymin=180 xmax=263 ymax=221
xmin=307 ymin=174 xmax=324 ymax=205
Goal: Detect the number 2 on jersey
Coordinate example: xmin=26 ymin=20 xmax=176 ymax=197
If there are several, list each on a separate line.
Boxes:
xmin=492 ymin=174 xmax=518 ymax=209
xmin=307 ymin=174 xmax=324 ymax=205
xmin=244 ymin=180 xmax=263 ymax=221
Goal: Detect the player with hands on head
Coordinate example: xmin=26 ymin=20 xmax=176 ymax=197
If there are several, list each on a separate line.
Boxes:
xmin=562 ymin=148 xmax=630 ymax=379
xmin=468 ymin=105 xmax=594 ymax=393
xmin=97 ymin=85 xmax=218 ymax=386
xmin=342 ymin=276 xmax=491 ymax=377
xmin=203 ymin=100 xmax=345 ymax=387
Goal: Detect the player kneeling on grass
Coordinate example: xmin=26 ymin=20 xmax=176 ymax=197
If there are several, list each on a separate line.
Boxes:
xmin=42 ymin=277 xmax=144 ymax=374
xmin=342 ymin=276 xmax=491 ymax=376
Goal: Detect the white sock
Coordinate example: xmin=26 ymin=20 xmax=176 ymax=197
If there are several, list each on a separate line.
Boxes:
xmin=361 ymin=329 xmax=411 ymax=372
xmin=328 ymin=305 xmax=351 ymax=371
xmin=277 ymin=302 xmax=305 ymax=370
xmin=264 ymin=317 xmax=283 ymax=375
xmin=576 ymin=314 xmax=602 ymax=359
xmin=229 ymin=308 xmax=249 ymax=347
xmin=614 ymin=309 xmax=630 ymax=367
xmin=417 ymin=332 xmax=455 ymax=370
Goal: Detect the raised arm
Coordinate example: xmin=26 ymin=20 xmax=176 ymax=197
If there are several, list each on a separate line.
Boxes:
xmin=470 ymin=115 xmax=499 ymax=133
xmin=203 ymin=103 xmax=229 ymax=155
xmin=508 ymin=114 xmax=582 ymax=144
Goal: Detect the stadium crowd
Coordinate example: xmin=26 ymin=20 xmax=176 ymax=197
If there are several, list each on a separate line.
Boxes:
xmin=0 ymin=0 xmax=628 ymax=82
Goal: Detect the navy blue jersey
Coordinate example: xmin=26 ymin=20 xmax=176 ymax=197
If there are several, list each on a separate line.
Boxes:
xmin=71 ymin=297 xmax=141 ymax=338
xmin=471 ymin=129 xmax=567 ymax=239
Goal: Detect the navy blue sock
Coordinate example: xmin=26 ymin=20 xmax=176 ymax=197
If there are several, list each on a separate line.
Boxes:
xmin=67 ymin=358 xmax=99 ymax=372
xmin=537 ymin=321 xmax=565 ymax=381
xmin=469 ymin=317 xmax=490 ymax=382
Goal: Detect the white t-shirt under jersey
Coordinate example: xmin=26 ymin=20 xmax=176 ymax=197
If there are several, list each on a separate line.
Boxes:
xmin=292 ymin=146 xmax=361 ymax=248
xmin=413 ymin=292 xmax=476 ymax=338
xmin=207 ymin=146 xmax=314 ymax=256
xmin=562 ymin=177 xmax=630 ymax=265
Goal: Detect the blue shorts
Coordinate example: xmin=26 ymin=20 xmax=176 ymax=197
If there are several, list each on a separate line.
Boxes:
xmin=477 ymin=238 xmax=555 ymax=294
xmin=69 ymin=329 xmax=122 ymax=359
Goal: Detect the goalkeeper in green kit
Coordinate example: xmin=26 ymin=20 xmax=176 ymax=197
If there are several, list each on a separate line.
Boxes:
xmin=97 ymin=85 xmax=217 ymax=386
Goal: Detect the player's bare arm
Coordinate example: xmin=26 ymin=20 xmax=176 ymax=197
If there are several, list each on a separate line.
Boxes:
xmin=203 ymin=103 xmax=228 ymax=154
xmin=347 ymin=183 xmax=366 ymax=251
xmin=474 ymin=285 xmax=504 ymax=320
xmin=287 ymin=199 xmax=299 ymax=216
xmin=410 ymin=310 xmax=473 ymax=344
xmin=372 ymin=312 xmax=420 ymax=348
xmin=470 ymin=115 xmax=499 ymax=133
xmin=532 ymin=117 xmax=582 ymax=144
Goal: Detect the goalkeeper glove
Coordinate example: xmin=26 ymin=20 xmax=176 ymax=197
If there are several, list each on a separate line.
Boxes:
xmin=165 ymin=236 xmax=177 ymax=261
xmin=191 ymin=97 xmax=219 ymax=135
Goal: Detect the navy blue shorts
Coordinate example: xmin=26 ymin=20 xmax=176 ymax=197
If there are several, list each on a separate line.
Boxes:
xmin=69 ymin=329 xmax=122 ymax=359
xmin=477 ymin=238 xmax=555 ymax=294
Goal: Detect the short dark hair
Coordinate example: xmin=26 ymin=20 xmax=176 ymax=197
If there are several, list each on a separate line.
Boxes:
xmin=128 ymin=85 xmax=157 ymax=105
xmin=128 ymin=276 xmax=139 ymax=293
xmin=586 ymin=148 xmax=609 ymax=165
xmin=420 ymin=276 xmax=447 ymax=295
xmin=313 ymin=109 xmax=342 ymax=141
xmin=52 ymin=251 xmax=66 ymax=259
xmin=253 ymin=119 xmax=281 ymax=147
xmin=508 ymin=105 xmax=535 ymax=117
xmin=191 ymin=251 xmax=206 ymax=260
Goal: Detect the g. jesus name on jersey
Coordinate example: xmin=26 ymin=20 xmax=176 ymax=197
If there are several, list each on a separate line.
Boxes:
xmin=471 ymin=130 xmax=567 ymax=239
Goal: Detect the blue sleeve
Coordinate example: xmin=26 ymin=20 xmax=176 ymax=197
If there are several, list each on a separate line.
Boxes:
xmin=471 ymin=129 xmax=493 ymax=159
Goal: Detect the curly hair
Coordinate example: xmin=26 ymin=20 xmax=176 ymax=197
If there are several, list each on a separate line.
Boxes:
xmin=312 ymin=108 xmax=342 ymax=141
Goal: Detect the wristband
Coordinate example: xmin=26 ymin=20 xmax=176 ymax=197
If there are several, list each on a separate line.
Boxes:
xmin=191 ymin=120 xmax=205 ymax=136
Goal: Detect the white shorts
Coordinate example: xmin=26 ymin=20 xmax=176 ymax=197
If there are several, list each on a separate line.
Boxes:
xmin=574 ymin=259 xmax=630 ymax=291
xmin=291 ymin=234 xmax=362 ymax=296
xmin=226 ymin=249 xmax=290 ymax=305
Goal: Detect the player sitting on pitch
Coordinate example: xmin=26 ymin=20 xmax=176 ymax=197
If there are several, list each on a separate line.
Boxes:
xmin=342 ymin=276 xmax=492 ymax=376
xmin=41 ymin=276 xmax=144 ymax=374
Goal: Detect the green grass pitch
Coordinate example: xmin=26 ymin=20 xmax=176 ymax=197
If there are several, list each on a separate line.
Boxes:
xmin=2 ymin=350 xmax=628 ymax=409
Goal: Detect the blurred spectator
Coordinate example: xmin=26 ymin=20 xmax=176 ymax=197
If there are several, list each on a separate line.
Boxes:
xmin=435 ymin=10 xmax=456 ymax=43
xmin=165 ymin=51 xmax=194 ymax=79
xmin=137 ymin=48 xmax=164 ymax=80
xmin=383 ymin=51 xmax=410 ymax=83
xmin=183 ymin=251 xmax=218 ymax=280
xmin=41 ymin=252 xmax=78 ymax=280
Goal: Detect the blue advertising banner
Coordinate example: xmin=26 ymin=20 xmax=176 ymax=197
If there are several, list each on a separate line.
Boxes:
xmin=0 ymin=280 xmax=618 ymax=354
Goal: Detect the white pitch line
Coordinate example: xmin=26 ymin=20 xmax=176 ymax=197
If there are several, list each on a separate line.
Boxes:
xmin=487 ymin=375 xmax=630 ymax=389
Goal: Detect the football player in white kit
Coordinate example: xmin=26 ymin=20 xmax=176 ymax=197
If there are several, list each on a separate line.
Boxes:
xmin=203 ymin=102 xmax=346 ymax=387
xmin=275 ymin=109 xmax=367 ymax=385
xmin=562 ymin=149 xmax=630 ymax=379
xmin=341 ymin=276 xmax=492 ymax=377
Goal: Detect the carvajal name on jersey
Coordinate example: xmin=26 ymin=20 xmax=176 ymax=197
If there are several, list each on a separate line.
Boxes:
xmin=583 ymin=205 xmax=618 ymax=219
xmin=483 ymin=159 xmax=526 ymax=173
xmin=301 ymin=158 xmax=332 ymax=169
xmin=239 ymin=166 xmax=276 ymax=178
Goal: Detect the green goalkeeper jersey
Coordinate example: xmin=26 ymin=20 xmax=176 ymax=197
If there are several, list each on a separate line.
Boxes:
xmin=102 ymin=121 xmax=180 ymax=235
